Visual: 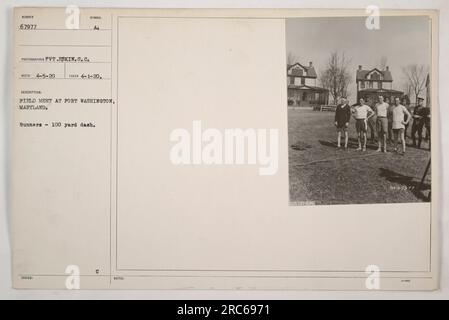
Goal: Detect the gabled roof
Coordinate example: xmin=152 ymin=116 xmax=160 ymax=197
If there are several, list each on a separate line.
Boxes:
xmin=287 ymin=63 xmax=317 ymax=78
xmin=356 ymin=67 xmax=393 ymax=82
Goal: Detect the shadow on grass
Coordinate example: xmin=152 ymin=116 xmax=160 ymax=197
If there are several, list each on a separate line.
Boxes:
xmin=291 ymin=141 xmax=312 ymax=151
xmin=405 ymin=142 xmax=431 ymax=151
xmin=318 ymin=140 xmax=337 ymax=148
xmin=379 ymin=168 xmax=430 ymax=202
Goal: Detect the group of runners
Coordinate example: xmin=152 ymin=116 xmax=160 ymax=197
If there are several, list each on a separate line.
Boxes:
xmin=334 ymin=95 xmax=430 ymax=154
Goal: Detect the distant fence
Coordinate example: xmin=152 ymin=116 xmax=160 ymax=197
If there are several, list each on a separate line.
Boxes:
xmin=313 ymin=105 xmax=337 ymax=112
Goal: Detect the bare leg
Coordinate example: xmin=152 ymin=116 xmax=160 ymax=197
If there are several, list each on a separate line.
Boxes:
xmin=383 ymin=133 xmax=387 ymax=152
xmin=357 ymin=132 xmax=362 ymax=150
xmin=344 ymin=131 xmax=348 ymax=148
xmin=388 ymin=122 xmax=393 ymax=143
xmin=401 ymin=131 xmax=406 ymax=153
xmin=377 ymin=132 xmax=382 ymax=151
xmin=337 ymin=131 xmax=341 ymax=147
xmin=393 ymin=130 xmax=398 ymax=151
xmin=362 ymin=133 xmax=367 ymax=150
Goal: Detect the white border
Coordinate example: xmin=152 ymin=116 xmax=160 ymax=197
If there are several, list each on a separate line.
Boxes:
xmin=1 ymin=0 xmax=448 ymax=299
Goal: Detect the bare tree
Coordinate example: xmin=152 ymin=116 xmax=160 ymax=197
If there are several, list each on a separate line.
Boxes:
xmin=402 ymin=83 xmax=412 ymax=100
xmin=402 ymin=64 xmax=428 ymax=104
xmin=319 ymin=51 xmax=352 ymax=104
xmin=379 ymin=56 xmax=388 ymax=71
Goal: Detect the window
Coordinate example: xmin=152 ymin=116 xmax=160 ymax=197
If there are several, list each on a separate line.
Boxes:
xmin=360 ymin=81 xmax=365 ymax=89
xmin=301 ymin=77 xmax=305 ymax=85
xmin=291 ymin=67 xmax=303 ymax=76
xmin=369 ymin=81 xmax=373 ymax=89
xmin=289 ymin=77 xmax=294 ymax=85
xmin=370 ymin=72 xmax=380 ymax=80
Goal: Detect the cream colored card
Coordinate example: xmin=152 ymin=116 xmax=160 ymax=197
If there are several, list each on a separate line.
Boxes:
xmin=12 ymin=7 xmax=439 ymax=290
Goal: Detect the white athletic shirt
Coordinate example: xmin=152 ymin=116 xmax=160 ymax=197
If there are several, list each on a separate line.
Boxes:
xmin=353 ymin=104 xmax=373 ymax=119
xmin=391 ymin=104 xmax=410 ymax=129
xmin=375 ymin=102 xmax=389 ymax=117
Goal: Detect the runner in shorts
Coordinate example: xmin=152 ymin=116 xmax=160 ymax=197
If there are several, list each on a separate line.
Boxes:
xmin=374 ymin=95 xmax=389 ymax=153
xmin=334 ymin=98 xmax=351 ymax=149
xmin=352 ymin=98 xmax=374 ymax=151
xmin=391 ymin=97 xmax=412 ymax=154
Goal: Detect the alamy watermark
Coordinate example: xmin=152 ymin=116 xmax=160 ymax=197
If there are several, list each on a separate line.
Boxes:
xmin=65 ymin=264 xmax=80 ymax=289
xmin=169 ymin=121 xmax=279 ymax=175
xmin=65 ymin=5 xmax=80 ymax=30
xmin=365 ymin=5 xmax=380 ymax=30
xmin=365 ymin=264 xmax=380 ymax=290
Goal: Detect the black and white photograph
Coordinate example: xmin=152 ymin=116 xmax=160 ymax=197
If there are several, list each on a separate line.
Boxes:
xmin=287 ymin=16 xmax=432 ymax=205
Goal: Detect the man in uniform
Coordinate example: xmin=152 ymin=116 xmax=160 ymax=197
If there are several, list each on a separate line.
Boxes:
xmin=411 ymin=97 xmax=425 ymax=149
xmin=423 ymin=102 xmax=431 ymax=150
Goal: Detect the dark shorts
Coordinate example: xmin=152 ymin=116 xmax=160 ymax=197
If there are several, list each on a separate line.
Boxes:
xmin=355 ymin=119 xmax=367 ymax=133
xmin=376 ymin=117 xmax=388 ymax=134
xmin=393 ymin=128 xmax=405 ymax=136
xmin=336 ymin=123 xmax=348 ymax=132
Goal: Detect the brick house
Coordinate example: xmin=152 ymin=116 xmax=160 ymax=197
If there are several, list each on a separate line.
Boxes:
xmin=287 ymin=62 xmax=329 ymax=107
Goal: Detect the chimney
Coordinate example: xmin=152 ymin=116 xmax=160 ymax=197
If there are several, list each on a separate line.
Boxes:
xmin=309 ymin=61 xmax=313 ymax=67
xmin=358 ymin=65 xmax=362 ymax=70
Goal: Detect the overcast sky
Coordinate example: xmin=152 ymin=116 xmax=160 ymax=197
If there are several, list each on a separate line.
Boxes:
xmin=286 ymin=16 xmax=431 ymax=102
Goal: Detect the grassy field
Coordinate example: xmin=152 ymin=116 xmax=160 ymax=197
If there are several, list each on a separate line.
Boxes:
xmin=288 ymin=108 xmax=431 ymax=205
